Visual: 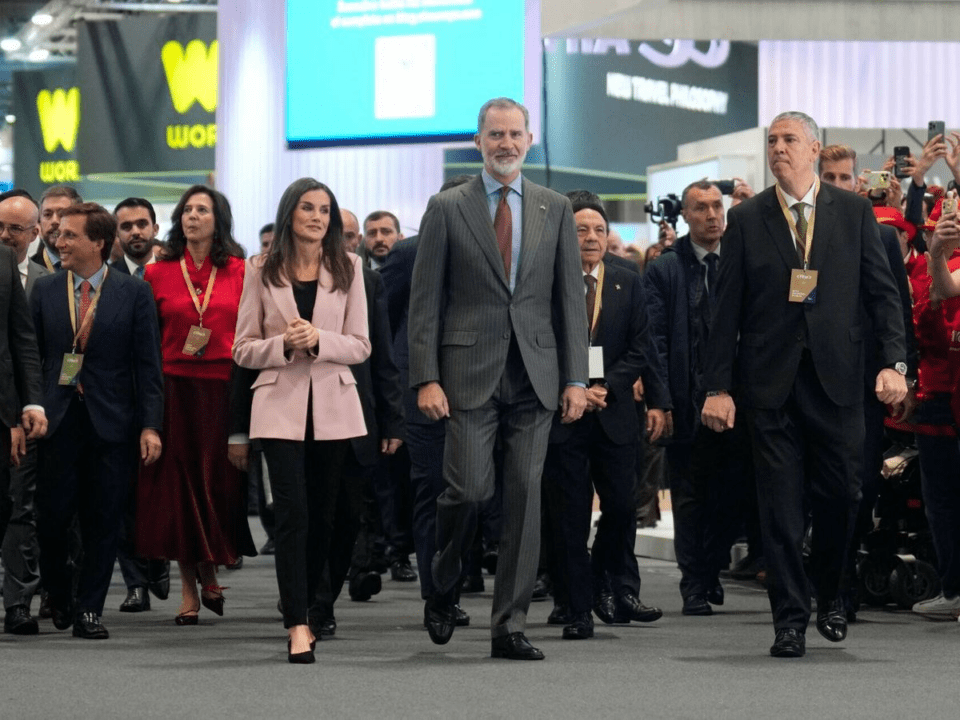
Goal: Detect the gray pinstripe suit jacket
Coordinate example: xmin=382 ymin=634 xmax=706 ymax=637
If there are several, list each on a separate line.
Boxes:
xmin=408 ymin=174 xmax=588 ymax=411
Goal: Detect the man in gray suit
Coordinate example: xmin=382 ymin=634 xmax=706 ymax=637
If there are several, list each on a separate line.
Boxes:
xmin=0 ymin=193 xmax=49 ymax=635
xmin=409 ymin=97 xmax=588 ymax=660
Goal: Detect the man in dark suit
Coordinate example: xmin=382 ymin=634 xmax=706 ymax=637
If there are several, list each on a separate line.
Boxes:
xmin=0 ymin=193 xmax=50 ymax=635
xmin=701 ymin=111 xmax=908 ymax=658
xmin=644 ymin=181 xmax=755 ymax=617
xmin=106 ymin=197 xmax=169 ymax=613
xmin=542 ymin=196 xmax=666 ymax=640
xmin=30 ymin=185 xmax=82 ymax=271
xmin=409 ymin=97 xmax=588 ymax=660
xmin=32 ymin=202 xmax=163 ymax=639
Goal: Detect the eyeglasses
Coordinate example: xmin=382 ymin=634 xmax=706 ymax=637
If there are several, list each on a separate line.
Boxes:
xmin=0 ymin=222 xmax=31 ymax=236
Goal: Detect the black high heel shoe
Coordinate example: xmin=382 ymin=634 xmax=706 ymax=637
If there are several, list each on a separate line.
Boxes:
xmin=200 ymin=585 xmax=227 ymax=616
xmin=287 ymin=639 xmax=316 ymax=664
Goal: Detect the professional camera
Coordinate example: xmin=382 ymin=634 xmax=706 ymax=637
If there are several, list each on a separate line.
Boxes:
xmin=644 ymin=193 xmax=682 ymax=228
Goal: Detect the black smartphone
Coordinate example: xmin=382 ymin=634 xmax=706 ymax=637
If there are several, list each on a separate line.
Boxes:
xmin=894 ymin=146 xmax=910 ymax=179
xmin=713 ymin=180 xmax=735 ymax=195
xmin=928 ymin=120 xmax=946 ymax=143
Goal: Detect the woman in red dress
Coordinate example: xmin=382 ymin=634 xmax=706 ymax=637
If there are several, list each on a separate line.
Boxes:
xmin=137 ymin=185 xmax=254 ymax=624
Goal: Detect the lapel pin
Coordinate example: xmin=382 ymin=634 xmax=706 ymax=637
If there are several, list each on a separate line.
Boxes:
xmin=540 ymin=205 xmax=546 ymax=211
xmin=615 ymin=284 xmax=621 ymax=290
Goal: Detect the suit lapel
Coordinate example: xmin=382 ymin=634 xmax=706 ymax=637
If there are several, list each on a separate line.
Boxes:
xmin=595 ymin=263 xmax=622 ymax=345
xmin=267 ymin=277 xmax=300 ymax=327
xmin=457 ymin=176 xmax=510 ymax=289
xmin=85 ymin=271 xmax=122 ymax=349
xmin=517 ymin=179 xmax=547 ymax=289
xmin=809 ymin=186 xmax=834 ymax=270
xmin=761 ymin=188 xmax=803 ymax=270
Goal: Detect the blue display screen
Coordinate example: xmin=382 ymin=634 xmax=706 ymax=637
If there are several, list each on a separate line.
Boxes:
xmin=286 ymin=0 xmax=528 ymax=147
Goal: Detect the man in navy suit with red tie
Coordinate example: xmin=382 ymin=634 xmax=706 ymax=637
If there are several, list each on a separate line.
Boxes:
xmin=31 ymin=203 xmax=164 ymax=639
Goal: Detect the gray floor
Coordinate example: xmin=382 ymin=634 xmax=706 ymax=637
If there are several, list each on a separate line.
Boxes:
xmin=3 ymin=522 xmax=959 ymax=719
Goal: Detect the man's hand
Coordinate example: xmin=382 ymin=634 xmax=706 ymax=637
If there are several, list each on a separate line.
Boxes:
xmin=21 ymin=409 xmax=47 ymax=440
xmin=227 ymin=443 xmax=250 ymax=472
xmin=928 ymin=209 xmax=960 ymax=259
xmin=9 ymin=427 xmax=25 ymax=467
xmin=731 ymin=178 xmax=755 ymax=206
xmin=875 ymin=368 xmax=907 ymax=405
xmin=946 ymin=132 xmax=960 ymax=183
xmin=417 ymin=382 xmax=450 ymax=421
xmin=380 ymin=438 xmax=403 ymax=455
xmin=886 ymin=175 xmax=903 ymax=210
xmin=140 ymin=429 xmax=162 ymax=466
xmin=701 ymin=393 xmax=735 ymax=432
xmin=584 ymin=383 xmax=608 ymax=412
xmin=912 ymin=134 xmax=948 ymax=185
xmin=658 ymin=221 xmax=677 ymax=246
xmin=890 ymin=384 xmax=918 ymax=423
xmin=560 ymin=385 xmax=587 ymax=424
xmin=632 ymin=376 xmax=645 ymax=403
xmin=646 ymin=408 xmax=667 ymax=442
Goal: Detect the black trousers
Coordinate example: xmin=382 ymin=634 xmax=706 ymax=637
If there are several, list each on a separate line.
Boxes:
xmin=3 ymin=438 xmax=42 ymax=609
xmin=408 ymin=418 xmax=447 ymax=599
xmin=745 ymin=353 xmax=863 ymax=631
xmin=261 ymin=436 xmax=348 ymax=629
xmin=0 ymin=423 xmax=11 ymax=544
xmin=37 ymin=396 xmax=135 ymax=615
xmin=668 ymin=423 xmax=752 ymax=599
xmin=543 ymin=414 xmax=637 ymax=615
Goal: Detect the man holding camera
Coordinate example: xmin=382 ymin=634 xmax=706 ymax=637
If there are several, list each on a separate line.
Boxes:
xmin=701 ymin=111 xmax=908 ymax=658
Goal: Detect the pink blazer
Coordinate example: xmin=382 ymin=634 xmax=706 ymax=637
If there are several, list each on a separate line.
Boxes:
xmin=233 ymin=253 xmax=371 ymax=441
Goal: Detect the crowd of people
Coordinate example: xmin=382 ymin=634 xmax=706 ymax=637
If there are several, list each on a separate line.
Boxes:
xmin=0 ymin=98 xmax=958 ymax=665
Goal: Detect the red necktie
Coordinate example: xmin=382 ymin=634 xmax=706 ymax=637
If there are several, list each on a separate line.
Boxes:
xmin=78 ymin=280 xmax=92 ymax=351
xmin=494 ymin=186 xmax=512 ymax=280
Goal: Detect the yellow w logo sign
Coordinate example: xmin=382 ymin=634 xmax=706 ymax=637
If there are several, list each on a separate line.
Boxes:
xmin=161 ymin=40 xmax=218 ymax=114
xmin=36 ymin=87 xmax=80 ymax=154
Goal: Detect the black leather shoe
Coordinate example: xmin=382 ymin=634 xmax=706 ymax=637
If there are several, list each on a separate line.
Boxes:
xmin=454 ymin=604 xmax=470 ymax=627
xmin=707 ymin=584 xmax=724 ymax=606
xmin=120 ymin=587 xmax=151 ymax=613
xmin=531 ymin=573 xmax=551 ymax=601
xmin=424 ymin=597 xmax=456 ymax=645
xmin=460 ymin=575 xmax=485 ymax=594
xmin=562 ymin=612 xmax=594 ymax=640
xmin=816 ymin=598 xmax=848 ymax=643
xmin=147 ymin=559 xmax=171 ymax=600
xmin=615 ymin=592 xmax=663 ymax=623
xmin=319 ymin=616 xmax=336 ymax=637
xmin=593 ymin=591 xmax=620 ymax=624
xmin=770 ymin=628 xmax=805 ymax=657
xmin=491 ymin=632 xmax=544 ymax=660
xmin=390 ymin=558 xmax=418 ymax=582
xmin=481 ymin=546 xmax=498 ymax=576
xmin=4 ymin=605 xmax=39 ymax=635
xmin=259 ymin=538 xmax=276 ymax=555
xmin=348 ymin=571 xmax=382 ymax=601
xmin=73 ymin=611 xmax=109 ymax=639
xmin=682 ymin=594 xmax=713 ymax=616
xmin=547 ymin=604 xmax=573 ymax=625
xmin=51 ymin=603 xmax=73 ymax=631
xmin=38 ymin=590 xmax=52 ymax=619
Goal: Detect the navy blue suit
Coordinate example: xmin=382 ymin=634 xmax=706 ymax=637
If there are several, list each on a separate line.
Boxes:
xmin=31 ymin=267 xmax=163 ymax=617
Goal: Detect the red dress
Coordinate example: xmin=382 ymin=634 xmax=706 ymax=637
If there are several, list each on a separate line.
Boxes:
xmin=136 ymin=254 xmax=255 ymax=564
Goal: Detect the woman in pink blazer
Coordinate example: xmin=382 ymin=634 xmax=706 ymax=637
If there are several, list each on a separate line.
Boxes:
xmin=233 ymin=178 xmax=370 ymax=663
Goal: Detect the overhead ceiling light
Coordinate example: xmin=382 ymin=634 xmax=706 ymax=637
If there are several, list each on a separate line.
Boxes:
xmin=4 ymin=115 xmax=15 ymax=124
xmin=32 ymin=13 xmax=54 ymax=26
xmin=28 ymin=48 xmax=50 ymax=61
xmin=1 ymin=37 xmax=22 ymax=52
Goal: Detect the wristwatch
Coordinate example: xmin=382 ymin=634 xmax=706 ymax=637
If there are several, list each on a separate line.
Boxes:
xmin=891 ymin=362 xmax=908 ymax=376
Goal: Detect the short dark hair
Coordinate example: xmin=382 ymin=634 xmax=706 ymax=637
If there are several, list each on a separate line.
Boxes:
xmin=681 ymin=180 xmax=720 ymax=209
xmin=259 ymin=223 xmax=275 ymax=236
xmin=39 ymin=185 xmax=82 ymax=208
xmin=566 ymin=189 xmax=603 ymax=207
xmin=364 ymin=210 xmax=400 ymax=233
xmin=568 ymin=194 xmax=609 ymax=230
xmin=59 ymin=202 xmax=116 ymax=261
xmin=114 ymin=197 xmax=157 ymax=224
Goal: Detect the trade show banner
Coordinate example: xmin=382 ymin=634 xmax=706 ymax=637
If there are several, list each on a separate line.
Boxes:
xmin=12 ymin=67 xmax=81 ymax=198
xmin=77 ymin=14 xmax=217 ymax=174
xmin=540 ymin=39 xmax=759 ymax=196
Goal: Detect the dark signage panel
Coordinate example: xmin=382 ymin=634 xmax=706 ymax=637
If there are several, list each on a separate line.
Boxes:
xmin=77 ymin=14 xmax=217 ymax=174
